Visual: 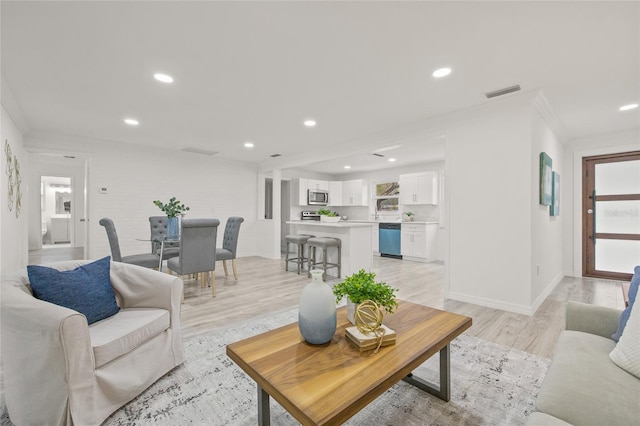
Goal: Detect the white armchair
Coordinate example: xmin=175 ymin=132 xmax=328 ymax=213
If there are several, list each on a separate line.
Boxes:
xmin=1 ymin=260 xmax=185 ymax=426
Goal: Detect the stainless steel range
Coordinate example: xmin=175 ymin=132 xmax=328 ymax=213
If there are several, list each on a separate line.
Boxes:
xmin=301 ymin=211 xmax=321 ymax=221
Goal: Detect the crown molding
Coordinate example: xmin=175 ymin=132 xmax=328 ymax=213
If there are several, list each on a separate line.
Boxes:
xmin=1 ymin=78 xmax=30 ymax=135
xmin=532 ymin=90 xmax=567 ymax=143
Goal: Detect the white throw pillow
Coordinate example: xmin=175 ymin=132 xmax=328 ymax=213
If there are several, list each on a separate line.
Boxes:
xmin=610 ymin=297 xmax=640 ymax=379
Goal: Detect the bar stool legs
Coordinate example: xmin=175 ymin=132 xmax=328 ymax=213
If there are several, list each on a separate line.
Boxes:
xmin=285 ymin=234 xmax=315 ymax=274
xmin=307 ymin=237 xmax=342 ymax=280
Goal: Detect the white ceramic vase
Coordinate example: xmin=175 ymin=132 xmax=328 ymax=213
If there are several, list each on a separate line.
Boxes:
xmin=298 ymin=269 xmax=337 ymax=344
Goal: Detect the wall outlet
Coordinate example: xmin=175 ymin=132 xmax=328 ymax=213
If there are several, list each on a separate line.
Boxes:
xmin=99 ymin=187 xmax=108 ymax=194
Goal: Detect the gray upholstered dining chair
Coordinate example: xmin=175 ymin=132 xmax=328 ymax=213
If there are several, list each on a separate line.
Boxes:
xmin=149 ymin=216 xmax=180 ymax=260
xmin=167 ymin=218 xmax=220 ymax=297
xmin=99 ymin=218 xmax=160 ymax=269
xmin=217 ymin=216 xmax=244 ymax=280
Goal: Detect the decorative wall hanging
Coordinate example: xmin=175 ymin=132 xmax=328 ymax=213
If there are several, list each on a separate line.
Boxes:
xmin=550 ymin=172 xmax=560 ymax=216
xmin=4 ymin=139 xmax=22 ymax=217
xmin=14 ymin=155 xmax=22 ymax=218
xmin=539 ymin=152 xmax=553 ymax=206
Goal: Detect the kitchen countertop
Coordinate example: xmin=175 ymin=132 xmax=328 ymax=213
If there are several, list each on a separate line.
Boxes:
xmin=286 ymin=220 xmax=373 ymax=227
xmin=344 ymin=220 xmax=439 ymax=224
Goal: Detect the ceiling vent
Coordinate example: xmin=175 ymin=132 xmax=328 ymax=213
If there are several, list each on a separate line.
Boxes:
xmin=484 ymin=84 xmax=521 ymax=99
xmin=181 ymin=147 xmax=218 ymax=156
xmin=371 ymin=153 xmax=385 ymax=158
xmin=270 ymin=153 xmax=282 ymax=158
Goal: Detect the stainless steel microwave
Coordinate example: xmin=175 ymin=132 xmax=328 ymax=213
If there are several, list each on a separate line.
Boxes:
xmin=307 ymin=189 xmax=329 ymax=205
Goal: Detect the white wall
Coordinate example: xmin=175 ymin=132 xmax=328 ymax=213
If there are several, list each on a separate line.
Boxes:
xmin=446 ymin=100 xmax=534 ymax=314
xmin=1 ymin=106 xmax=28 ymax=275
xmin=530 ymin=109 xmax=564 ymax=311
xmin=562 ymin=129 xmax=640 ymax=277
xmin=26 ymin=134 xmax=259 ymax=261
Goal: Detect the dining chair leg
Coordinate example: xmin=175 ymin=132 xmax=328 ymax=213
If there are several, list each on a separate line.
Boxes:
xmin=232 ymin=259 xmax=239 ymax=280
xmin=211 ymin=271 xmax=216 ymax=297
xmin=223 ymin=260 xmax=229 ymax=276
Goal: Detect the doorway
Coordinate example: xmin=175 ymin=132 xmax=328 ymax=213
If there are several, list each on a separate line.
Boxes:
xmin=41 ymin=176 xmax=73 ymax=247
xmin=582 ymin=151 xmax=640 ymax=280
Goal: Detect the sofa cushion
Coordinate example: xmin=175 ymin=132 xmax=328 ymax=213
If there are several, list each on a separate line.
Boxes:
xmin=89 ymin=308 xmax=170 ymax=368
xmin=27 ymin=256 xmax=120 ymax=325
xmin=610 ymin=298 xmax=640 ymax=378
xmin=536 ymin=330 xmax=639 ymax=425
xmin=525 ymin=412 xmax=572 ymax=426
xmin=612 ymin=265 xmax=640 ymax=342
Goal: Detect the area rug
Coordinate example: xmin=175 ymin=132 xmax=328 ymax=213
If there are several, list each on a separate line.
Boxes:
xmin=1 ymin=308 xmax=550 ymax=426
xmin=99 ymin=308 xmax=549 ymax=426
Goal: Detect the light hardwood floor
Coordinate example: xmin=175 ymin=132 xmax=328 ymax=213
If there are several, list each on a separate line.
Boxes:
xmin=28 ymin=247 xmax=626 ymax=359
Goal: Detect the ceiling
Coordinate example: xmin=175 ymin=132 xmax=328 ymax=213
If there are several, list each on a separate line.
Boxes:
xmin=2 ymin=1 xmax=638 ymax=175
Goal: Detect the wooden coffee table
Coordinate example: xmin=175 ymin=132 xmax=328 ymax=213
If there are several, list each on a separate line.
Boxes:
xmin=226 ymin=300 xmax=472 ymax=425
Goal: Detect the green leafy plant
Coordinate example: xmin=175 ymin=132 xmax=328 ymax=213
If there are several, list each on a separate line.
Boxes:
xmin=317 ymin=208 xmax=339 ymax=217
xmin=153 ymin=197 xmax=190 ymax=218
xmin=404 ymin=211 xmax=414 ymax=217
xmin=332 ymin=269 xmax=399 ymax=313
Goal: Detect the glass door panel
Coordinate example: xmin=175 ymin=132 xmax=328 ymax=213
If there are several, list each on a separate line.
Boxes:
xmin=595 ymin=160 xmax=640 ymax=195
xmin=595 ymin=200 xmax=640 ymax=234
xmin=595 ymin=240 xmax=640 ymax=274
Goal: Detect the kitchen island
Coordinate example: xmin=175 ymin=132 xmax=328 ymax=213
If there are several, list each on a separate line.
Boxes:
xmin=286 ymin=220 xmax=373 ymax=277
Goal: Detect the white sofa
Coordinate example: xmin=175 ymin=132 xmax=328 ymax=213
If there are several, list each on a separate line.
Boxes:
xmin=1 ymin=260 xmax=185 ymax=425
xmin=527 ymin=302 xmax=639 ymax=425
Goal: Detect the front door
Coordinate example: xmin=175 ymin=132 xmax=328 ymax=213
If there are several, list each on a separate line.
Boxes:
xmin=582 ymin=151 xmax=640 ymax=281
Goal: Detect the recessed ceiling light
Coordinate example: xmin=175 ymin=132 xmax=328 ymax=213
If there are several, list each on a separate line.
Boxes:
xmin=304 ymin=119 xmax=317 ymax=127
xmin=388 ymin=158 xmax=396 ymax=162
xmin=124 ymin=118 xmax=139 ymax=126
xmin=619 ymin=103 xmax=639 ymax=111
xmin=344 ymin=165 xmax=351 ymax=169
xmin=432 ymin=67 xmax=452 ymax=78
xmin=154 ymin=73 xmax=174 ymax=83
xmin=244 ymin=142 xmax=254 ymax=148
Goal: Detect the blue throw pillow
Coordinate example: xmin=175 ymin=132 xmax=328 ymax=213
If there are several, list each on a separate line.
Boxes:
xmin=612 ymin=265 xmax=640 ymax=342
xmin=28 ymin=256 xmax=120 ymax=325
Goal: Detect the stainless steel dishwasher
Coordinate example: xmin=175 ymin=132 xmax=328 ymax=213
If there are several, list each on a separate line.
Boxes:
xmin=379 ymin=223 xmax=402 ymax=259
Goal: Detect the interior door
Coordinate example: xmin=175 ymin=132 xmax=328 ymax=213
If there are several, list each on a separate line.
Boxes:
xmin=582 ymin=151 xmax=640 ymax=280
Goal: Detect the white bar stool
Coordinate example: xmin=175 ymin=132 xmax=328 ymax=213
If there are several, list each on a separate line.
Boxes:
xmin=285 ymin=234 xmax=315 ymax=274
xmin=307 ymin=237 xmax=342 ymax=280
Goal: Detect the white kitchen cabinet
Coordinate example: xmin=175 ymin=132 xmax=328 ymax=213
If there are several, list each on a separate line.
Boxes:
xmin=372 ymin=223 xmax=379 ymax=253
xmin=399 ymin=172 xmax=438 ymax=205
xmin=328 ymin=181 xmax=343 ymax=206
xmin=307 ymin=179 xmax=329 ymax=191
xmin=401 ymin=223 xmax=437 ymax=262
xmin=293 ymin=178 xmax=308 ymax=206
xmin=342 ymin=179 xmax=368 ymax=206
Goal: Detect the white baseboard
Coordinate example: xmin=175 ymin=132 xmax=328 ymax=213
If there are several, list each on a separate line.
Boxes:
xmin=531 ymin=273 xmax=564 ymax=314
xmin=447 ymin=292 xmax=535 ymax=316
xmin=448 ymin=273 xmax=565 ymax=316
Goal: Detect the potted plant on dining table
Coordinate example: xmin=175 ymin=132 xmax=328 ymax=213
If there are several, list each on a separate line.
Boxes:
xmin=153 ymin=197 xmax=190 ymax=239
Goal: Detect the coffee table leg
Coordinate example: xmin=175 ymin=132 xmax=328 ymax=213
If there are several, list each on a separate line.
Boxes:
xmin=257 ymin=384 xmax=270 ymax=426
xmin=402 ymin=344 xmax=450 ymax=401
